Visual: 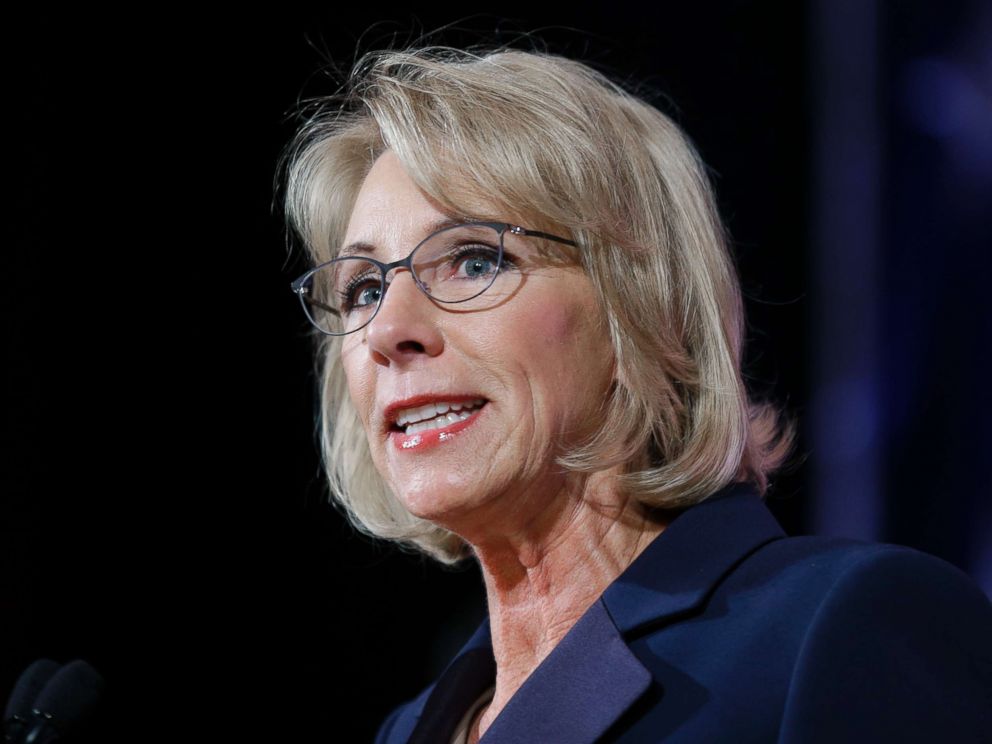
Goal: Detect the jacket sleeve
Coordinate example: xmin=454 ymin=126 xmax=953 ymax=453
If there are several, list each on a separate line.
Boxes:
xmin=777 ymin=545 xmax=992 ymax=743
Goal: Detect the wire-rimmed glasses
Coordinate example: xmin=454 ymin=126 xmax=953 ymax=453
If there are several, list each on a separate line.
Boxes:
xmin=290 ymin=221 xmax=577 ymax=336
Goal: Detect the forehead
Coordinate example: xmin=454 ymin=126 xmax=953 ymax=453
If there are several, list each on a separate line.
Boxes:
xmin=339 ymin=150 xmax=574 ymax=267
xmin=344 ymin=151 xmax=460 ymax=241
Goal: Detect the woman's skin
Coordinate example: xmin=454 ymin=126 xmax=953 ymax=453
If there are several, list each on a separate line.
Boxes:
xmin=341 ymin=151 xmax=667 ymax=740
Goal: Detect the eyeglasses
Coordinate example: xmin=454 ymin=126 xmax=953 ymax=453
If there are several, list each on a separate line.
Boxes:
xmin=290 ymin=221 xmax=577 ymax=336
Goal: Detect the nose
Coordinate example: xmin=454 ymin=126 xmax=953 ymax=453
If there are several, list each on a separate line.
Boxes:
xmin=364 ymin=269 xmax=444 ymax=366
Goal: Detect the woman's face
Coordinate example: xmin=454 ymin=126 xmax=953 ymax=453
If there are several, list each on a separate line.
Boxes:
xmin=340 ymin=151 xmax=615 ymax=537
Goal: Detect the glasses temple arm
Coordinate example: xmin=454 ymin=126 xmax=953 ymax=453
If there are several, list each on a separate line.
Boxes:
xmin=517 ymin=228 xmax=577 ymax=247
xmin=302 ymin=296 xmax=340 ymax=317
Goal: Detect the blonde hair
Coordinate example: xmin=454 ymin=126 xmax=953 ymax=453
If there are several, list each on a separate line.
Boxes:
xmin=282 ymin=46 xmax=796 ymax=565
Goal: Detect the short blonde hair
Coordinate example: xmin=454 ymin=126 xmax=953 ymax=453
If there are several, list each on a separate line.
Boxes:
xmin=282 ymin=47 xmax=796 ymax=565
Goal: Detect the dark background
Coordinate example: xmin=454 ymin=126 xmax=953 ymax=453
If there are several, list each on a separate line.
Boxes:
xmin=5 ymin=4 xmax=990 ymax=742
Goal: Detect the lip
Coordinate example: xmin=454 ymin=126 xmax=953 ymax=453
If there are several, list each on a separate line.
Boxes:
xmin=383 ymin=394 xmax=489 ymax=452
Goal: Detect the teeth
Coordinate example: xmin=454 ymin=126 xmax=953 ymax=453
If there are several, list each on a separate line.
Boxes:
xmin=395 ymin=398 xmax=484 ymax=427
xmin=400 ymin=402 xmax=484 ymax=435
xmin=405 ymin=410 xmax=473 ymax=435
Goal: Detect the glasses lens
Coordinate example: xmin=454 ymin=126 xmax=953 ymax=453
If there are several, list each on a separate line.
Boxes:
xmin=302 ymin=257 xmax=382 ymax=335
xmin=412 ymin=224 xmax=503 ymax=303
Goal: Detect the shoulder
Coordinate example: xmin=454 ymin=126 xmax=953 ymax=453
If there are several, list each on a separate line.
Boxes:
xmin=722 ymin=531 xmax=989 ymax=612
xmin=758 ymin=538 xmax=992 ymax=659
xmin=734 ymin=536 xmax=992 ymax=673
xmin=763 ymin=540 xmax=992 ymax=742
xmin=791 ymin=539 xmax=990 ymax=613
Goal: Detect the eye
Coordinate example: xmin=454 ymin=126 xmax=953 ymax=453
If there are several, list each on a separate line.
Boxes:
xmin=449 ymin=245 xmax=501 ymax=280
xmin=353 ymin=282 xmax=383 ymax=308
xmin=339 ymin=273 xmax=382 ymax=312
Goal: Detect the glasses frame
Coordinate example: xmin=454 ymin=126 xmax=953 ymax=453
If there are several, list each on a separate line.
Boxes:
xmin=290 ymin=221 xmax=577 ymax=336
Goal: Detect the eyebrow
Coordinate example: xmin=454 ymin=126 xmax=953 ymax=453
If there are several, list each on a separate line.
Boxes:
xmin=337 ymin=217 xmax=476 ymax=258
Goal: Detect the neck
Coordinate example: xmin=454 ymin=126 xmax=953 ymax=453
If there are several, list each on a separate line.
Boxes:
xmin=465 ymin=469 xmax=667 ymax=739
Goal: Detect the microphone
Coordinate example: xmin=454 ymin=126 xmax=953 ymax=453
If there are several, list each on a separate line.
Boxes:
xmin=3 ymin=659 xmax=104 ymax=744
xmin=3 ymin=660 xmax=60 ymax=743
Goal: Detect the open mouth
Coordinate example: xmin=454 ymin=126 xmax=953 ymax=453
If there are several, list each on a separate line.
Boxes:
xmin=388 ymin=398 xmax=489 ymax=450
xmin=391 ymin=398 xmax=487 ymax=436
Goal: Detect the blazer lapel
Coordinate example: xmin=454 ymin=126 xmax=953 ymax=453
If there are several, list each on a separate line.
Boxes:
xmin=403 ymin=482 xmax=787 ymax=744
xmin=406 ymin=619 xmax=496 ymax=744
xmin=480 ymin=599 xmax=652 ymax=744
xmin=601 ymin=482 xmax=787 ymax=636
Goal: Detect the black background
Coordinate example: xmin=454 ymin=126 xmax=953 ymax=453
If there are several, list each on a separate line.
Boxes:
xmin=7 ymin=5 xmax=986 ymax=742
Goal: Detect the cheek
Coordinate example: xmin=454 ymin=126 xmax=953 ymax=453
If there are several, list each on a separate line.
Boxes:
xmin=531 ymin=289 xmax=609 ymax=366
xmin=534 ymin=301 xmax=577 ymax=345
xmin=340 ymin=344 xmax=375 ymax=429
xmin=512 ymin=292 xmax=613 ymax=416
xmin=513 ymin=288 xmax=586 ymax=348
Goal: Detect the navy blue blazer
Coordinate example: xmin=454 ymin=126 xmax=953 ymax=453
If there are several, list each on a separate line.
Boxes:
xmin=375 ymin=483 xmax=992 ymax=743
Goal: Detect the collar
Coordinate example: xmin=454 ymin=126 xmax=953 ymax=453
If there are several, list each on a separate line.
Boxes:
xmin=400 ymin=481 xmax=786 ymax=744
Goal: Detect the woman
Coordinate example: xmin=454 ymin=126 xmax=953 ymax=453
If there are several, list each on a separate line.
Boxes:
xmin=283 ymin=48 xmax=992 ymax=743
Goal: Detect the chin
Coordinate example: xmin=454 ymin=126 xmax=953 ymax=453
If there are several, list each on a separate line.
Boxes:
xmin=394 ymin=483 xmax=484 ymax=528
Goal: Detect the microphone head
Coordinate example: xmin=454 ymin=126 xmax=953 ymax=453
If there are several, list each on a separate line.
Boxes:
xmin=32 ymin=659 xmax=105 ymax=734
xmin=4 ymin=658 xmax=61 ymax=721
